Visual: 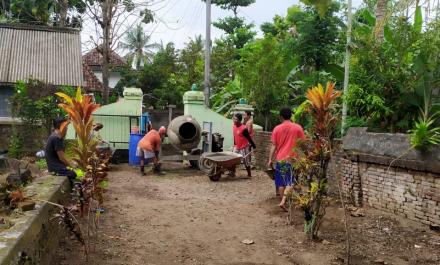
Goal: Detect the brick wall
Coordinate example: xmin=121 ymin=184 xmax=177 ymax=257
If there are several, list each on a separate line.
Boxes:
xmin=254 ymin=131 xmax=272 ymax=169
xmin=0 ymin=123 xmax=46 ymax=153
xmin=340 ymin=160 xmax=440 ymax=227
xmin=253 ymin=131 xmax=343 ymax=195
xmin=0 ymin=124 xmax=12 ymax=150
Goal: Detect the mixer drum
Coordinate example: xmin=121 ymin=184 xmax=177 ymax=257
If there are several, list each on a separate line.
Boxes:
xmin=167 ymin=115 xmax=202 ymax=151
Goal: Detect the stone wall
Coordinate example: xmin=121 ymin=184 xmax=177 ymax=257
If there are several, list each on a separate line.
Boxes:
xmin=339 ymin=158 xmax=440 ymax=227
xmin=0 ymin=175 xmax=70 ymax=265
xmin=339 ymin=128 xmax=440 ymax=227
xmin=255 ymin=127 xmax=440 ymax=227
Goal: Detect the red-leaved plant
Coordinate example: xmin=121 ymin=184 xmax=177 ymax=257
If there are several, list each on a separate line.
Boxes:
xmin=290 ymin=82 xmax=341 ymax=239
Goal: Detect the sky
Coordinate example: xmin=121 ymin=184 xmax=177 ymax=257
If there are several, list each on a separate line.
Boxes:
xmin=81 ymin=0 xmax=365 ymax=53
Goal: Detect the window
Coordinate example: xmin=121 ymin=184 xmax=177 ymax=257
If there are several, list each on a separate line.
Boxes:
xmin=0 ymin=86 xmax=14 ymax=117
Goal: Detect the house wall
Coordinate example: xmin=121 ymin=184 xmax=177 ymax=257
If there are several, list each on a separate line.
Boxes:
xmin=93 ymin=71 xmax=121 ymax=89
xmin=0 ymin=86 xmax=14 ymax=117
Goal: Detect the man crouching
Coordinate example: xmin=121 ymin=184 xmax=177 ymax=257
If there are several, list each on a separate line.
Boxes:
xmin=137 ymin=126 xmax=167 ymax=175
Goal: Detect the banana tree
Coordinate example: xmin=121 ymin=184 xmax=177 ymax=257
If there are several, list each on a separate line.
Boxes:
xmin=210 ymin=76 xmax=244 ymax=115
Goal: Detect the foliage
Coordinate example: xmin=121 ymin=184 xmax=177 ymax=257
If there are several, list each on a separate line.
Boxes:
xmin=347 ymin=8 xmax=440 ymax=132
xmin=36 ymin=159 xmax=47 ymax=170
xmin=1 ymin=0 xmax=85 ymax=27
xmin=55 ymin=87 xmax=110 ymax=258
xmin=9 ymin=80 xmax=75 ymax=156
xmin=210 ymin=76 xmax=243 ymax=114
xmin=288 ymin=2 xmax=344 ymax=73
xmin=8 ymin=128 xmax=23 ymax=159
xmin=56 ymin=87 xmax=100 ymax=170
xmin=11 ymin=80 xmax=75 ymax=136
xmin=300 ymin=0 xmax=332 ymax=17
xmin=179 ymin=36 xmax=205 ymax=89
xmin=291 ymin=82 xmax=341 ymax=239
xmin=213 ymin=16 xmax=256 ymax=49
xmin=210 ymin=39 xmax=237 ymax=91
xmin=238 ymin=35 xmax=290 ymax=129
xmin=119 ymin=24 xmax=160 ymax=70
xmin=204 ymin=0 xmax=255 ymax=16
xmin=410 ymin=113 xmax=440 ymax=151
xmin=409 ymin=94 xmax=440 ymax=151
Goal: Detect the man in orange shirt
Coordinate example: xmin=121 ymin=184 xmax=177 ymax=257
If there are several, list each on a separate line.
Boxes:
xmin=268 ymin=108 xmax=305 ymax=211
xmin=137 ymin=126 xmax=167 ymax=175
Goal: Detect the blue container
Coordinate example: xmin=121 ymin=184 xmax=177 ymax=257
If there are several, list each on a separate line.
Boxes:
xmin=129 ymin=133 xmax=143 ymax=166
xmin=140 ymin=113 xmax=150 ymax=134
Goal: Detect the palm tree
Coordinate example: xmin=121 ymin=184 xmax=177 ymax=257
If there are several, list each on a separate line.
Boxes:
xmin=120 ymin=24 xmax=159 ymax=70
xmin=374 ymin=0 xmax=389 ymax=41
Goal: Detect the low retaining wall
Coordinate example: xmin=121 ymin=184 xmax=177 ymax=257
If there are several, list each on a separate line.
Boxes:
xmin=0 ymin=175 xmax=70 ymax=265
xmin=255 ymin=128 xmax=440 ymax=227
xmin=340 ymin=128 xmax=440 ymax=227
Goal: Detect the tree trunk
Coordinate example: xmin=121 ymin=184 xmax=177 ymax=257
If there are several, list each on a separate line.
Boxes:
xmin=341 ymin=0 xmax=352 ymax=135
xmin=59 ymin=0 xmax=68 ymax=27
xmin=136 ymin=50 xmax=142 ymax=70
xmin=264 ymin=115 xmax=268 ymax=131
xmin=101 ymin=0 xmax=112 ymax=104
xmin=374 ymin=0 xmax=388 ymax=41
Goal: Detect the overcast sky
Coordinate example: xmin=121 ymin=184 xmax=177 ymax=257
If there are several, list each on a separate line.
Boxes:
xmin=81 ymin=0 xmax=364 ymax=53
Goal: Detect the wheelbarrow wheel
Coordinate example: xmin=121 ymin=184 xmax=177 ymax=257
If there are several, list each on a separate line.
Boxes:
xmin=208 ymin=169 xmax=222 ymax=181
xmin=198 ymin=153 xmax=214 ymax=174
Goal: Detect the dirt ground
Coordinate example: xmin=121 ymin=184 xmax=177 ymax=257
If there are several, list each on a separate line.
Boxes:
xmin=55 ymin=164 xmax=440 ymax=265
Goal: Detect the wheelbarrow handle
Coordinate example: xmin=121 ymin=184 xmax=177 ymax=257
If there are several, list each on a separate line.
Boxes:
xmin=242 ymin=149 xmax=254 ymax=159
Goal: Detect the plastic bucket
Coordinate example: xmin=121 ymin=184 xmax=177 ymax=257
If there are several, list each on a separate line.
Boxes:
xmin=129 ymin=133 xmax=143 ymax=166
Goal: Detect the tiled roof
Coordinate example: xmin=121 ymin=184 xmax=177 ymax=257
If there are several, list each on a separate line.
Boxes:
xmin=82 ymin=46 xmax=126 ymax=92
xmin=82 ymin=62 xmax=103 ymax=92
xmin=82 ymin=46 xmax=126 ymax=68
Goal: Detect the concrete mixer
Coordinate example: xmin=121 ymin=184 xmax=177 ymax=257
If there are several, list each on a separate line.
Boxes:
xmin=161 ymin=115 xmax=252 ymax=181
xmin=167 ymin=115 xmax=202 ymax=152
xmin=160 ymin=115 xmax=224 ymax=168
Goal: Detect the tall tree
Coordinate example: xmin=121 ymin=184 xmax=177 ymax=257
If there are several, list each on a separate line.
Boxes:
xmin=374 ymin=0 xmax=389 ymax=41
xmin=84 ymin=0 xmax=154 ymax=104
xmin=238 ymin=36 xmax=289 ymax=130
xmin=208 ymin=0 xmax=255 ymax=17
xmin=179 ymin=35 xmax=205 ymax=89
xmin=120 ymin=24 xmax=159 ymax=70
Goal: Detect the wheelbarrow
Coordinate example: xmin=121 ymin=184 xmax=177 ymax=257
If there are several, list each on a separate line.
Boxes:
xmin=198 ymin=151 xmax=253 ymax=181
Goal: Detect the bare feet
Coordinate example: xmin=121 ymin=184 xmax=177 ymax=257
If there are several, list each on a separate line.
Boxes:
xmin=279 ymin=204 xmax=288 ymax=212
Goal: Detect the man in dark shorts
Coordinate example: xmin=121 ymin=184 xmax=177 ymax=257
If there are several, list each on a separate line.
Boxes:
xmin=268 ymin=108 xmax=305 ymax=211
xmin=45 ymin=117 xmax=77 ymax=181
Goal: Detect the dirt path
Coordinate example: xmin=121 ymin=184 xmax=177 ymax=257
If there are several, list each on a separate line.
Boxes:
xmin=56 ymin=164 xmax=440 ymax=265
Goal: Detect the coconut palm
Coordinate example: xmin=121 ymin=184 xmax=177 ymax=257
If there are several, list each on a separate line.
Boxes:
xmin=120 ymin=24 xmax=160 ymax=70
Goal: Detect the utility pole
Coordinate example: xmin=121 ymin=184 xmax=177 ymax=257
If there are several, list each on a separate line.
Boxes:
xmin=341 ymin=0 xmax=352 ymax=136
xmin=204 ymin=0 xmax=212 ymax=107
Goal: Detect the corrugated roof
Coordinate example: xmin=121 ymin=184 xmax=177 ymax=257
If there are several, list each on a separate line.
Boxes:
xmin=0 ymin=24 xmax=83 ymax=86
